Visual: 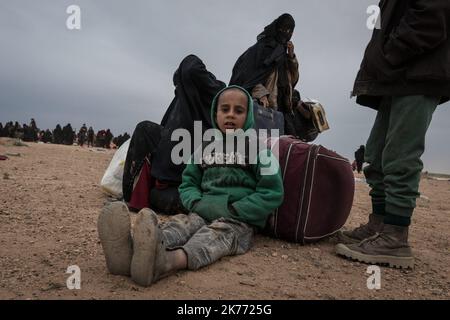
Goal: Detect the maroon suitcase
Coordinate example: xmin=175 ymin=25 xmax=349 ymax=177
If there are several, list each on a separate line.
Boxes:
xmin=266 ymin=136 xmax=355 ymax=244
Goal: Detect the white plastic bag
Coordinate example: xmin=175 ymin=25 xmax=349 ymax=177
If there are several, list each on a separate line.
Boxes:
xmin=100 ymin=139 xmax=130 ymax=198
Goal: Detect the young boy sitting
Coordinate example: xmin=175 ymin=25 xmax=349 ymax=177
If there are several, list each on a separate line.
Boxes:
xmin=97 ymin=86 xmax=284 ymax=287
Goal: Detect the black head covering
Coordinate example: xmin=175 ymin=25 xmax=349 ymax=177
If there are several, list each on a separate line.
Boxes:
xmin=229 ymin=14 xmax=297 ymax=112
xmin=257 ymin=13 xmax=295 ymax=44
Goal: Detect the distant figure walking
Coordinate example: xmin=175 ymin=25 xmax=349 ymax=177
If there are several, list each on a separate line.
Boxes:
xmin=87 ymin=126 xmax=95 ymax=147
xmin=354 ymin=145 xmax=365 ymax=174
xmin=53 ymin=124 xmax=63 ymax=144
xmin=78 ymin=124 xmax=87 ymax=147
xmin=62 ymin=123 xmax=75 ymax=145
xmin=105 ymin=129 xmax=113 ymax=149
xmin=29 ymin=118 xmax=38 ymax=142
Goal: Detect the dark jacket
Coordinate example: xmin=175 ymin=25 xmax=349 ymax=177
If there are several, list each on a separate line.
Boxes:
xmin=352 ymin=0 xmax=450 ymax=109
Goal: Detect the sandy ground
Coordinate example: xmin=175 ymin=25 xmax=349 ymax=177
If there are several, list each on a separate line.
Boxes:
xmin=0 ymin=138 xmax=449 ymax=300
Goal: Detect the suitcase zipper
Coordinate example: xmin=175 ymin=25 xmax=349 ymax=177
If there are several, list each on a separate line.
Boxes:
xmin=294 ymin=145 xmax=313 ymax=241
xmin=302 ymin=146 xmax=321 ymax=242
xmin=295 ymin=144 xmax=320 ymax=243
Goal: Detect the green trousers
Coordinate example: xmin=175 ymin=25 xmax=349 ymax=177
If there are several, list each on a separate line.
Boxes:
xmin=364 ymin=95 xmax=439 ymax=226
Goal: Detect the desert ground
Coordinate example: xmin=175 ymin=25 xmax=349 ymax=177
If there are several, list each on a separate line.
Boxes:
xmin=0 ymin=138 xmax=449 ymax=300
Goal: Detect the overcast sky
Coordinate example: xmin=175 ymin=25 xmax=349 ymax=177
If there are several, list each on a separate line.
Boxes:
xmin=1 ymin=0 xmax=449 ymax=173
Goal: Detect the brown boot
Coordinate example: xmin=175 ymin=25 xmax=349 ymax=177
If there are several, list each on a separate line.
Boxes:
xmin=335 ymin=224 xmax=414 ymax=269
xmin=337 ymin=214 xmax=384 ymax=244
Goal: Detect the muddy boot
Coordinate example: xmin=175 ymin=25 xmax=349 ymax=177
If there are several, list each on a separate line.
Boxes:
xmin=130 ymin=209 xmax=159 ymax=286
xmin=130 ymin=209 xmax=175 ymax=287
xmin=97 ymin=202 xmax=133 ymax=276
xmin=337 ymin=214 xmax=384 ymax=244
xmin=335 ymin=224 xmax=414 ymax=269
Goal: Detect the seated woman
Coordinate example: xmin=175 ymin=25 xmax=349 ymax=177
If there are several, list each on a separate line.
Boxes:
xmin=123 ymin=55 xmax=225 ymax=214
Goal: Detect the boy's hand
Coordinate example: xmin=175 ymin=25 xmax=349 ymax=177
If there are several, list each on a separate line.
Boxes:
xmin=287 ymin=41 xmax=295 ymax=58
xmin=259 ymin=96 xmax=269 ymax=108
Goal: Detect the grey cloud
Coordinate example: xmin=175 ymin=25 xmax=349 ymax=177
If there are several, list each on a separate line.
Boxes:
xmin=0 ymin=0 xmax=448 ymax=173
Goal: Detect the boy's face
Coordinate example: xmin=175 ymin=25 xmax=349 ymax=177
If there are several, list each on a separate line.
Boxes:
xmin=216 ymin=89 xmax=248 ymax=133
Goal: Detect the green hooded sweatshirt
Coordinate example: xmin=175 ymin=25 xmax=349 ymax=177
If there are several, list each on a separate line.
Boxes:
xmin=178 ymin=86 xmax=284 ymax=229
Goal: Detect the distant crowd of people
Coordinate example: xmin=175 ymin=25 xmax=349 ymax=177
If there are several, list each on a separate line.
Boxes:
xmin=0 ymin=119 xmax=130 ymax=149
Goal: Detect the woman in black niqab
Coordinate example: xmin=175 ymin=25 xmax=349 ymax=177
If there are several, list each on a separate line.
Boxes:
xmin=123 ymin=55 xmax=226 ymax=203
xmin=229 ymin=13 xmax=297 ymax=113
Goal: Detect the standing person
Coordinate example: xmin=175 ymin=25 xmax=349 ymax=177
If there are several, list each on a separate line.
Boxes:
xmin=16 ymin=123 xmax=25 ymax=140
xmin=38 ymin=130 xmax=44 ymax=142
xmin=78 ymin=124 xmax=87 ymax=147
xmin=336 ymin=0 xmax=450 ymax=269
xmin=30 ymin=118 xmax=38 ymax=142
xmin=98 ymin=86 xmax=284 ymax=286
xmin=63 ymin=123 xmax=75 ymax=145
xmin=122 ymin=132 xmax=130 ymax=144
xmin=96 ymin=130 xmax=106 ymax=148
xmin=43 ymin=129 xmax=53 ymax=143
xmin=230 ymin=13 xmax=299 ymax=134
xmin=53 ymin=124 xmax=63 ymax=144
xmin=354 ymin=145 xmax=365 ymax=174
xmin=105 ymin=129 xmax=113 ymax=149
xmin=87 ymin=126 xmax=95 ymax=147
xmin=22 ymin=124 xmax=30 ymax=141
xmin=5 ymin=122 xmax=13 ymax=138
xmin=11 ymin=122 xmax=20 ymax=138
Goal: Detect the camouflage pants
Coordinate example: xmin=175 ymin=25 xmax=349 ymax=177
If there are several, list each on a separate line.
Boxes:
xmin=160 ymin=213 xmax=254 ymax=270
